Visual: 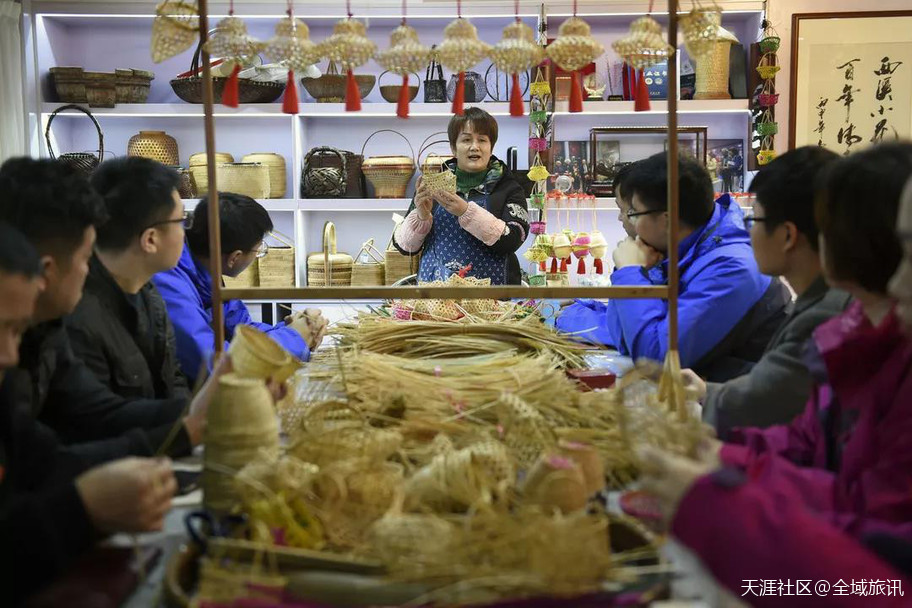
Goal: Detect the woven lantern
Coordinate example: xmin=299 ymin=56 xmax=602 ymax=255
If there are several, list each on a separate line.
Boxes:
xmin=321 ymin=17 xmax=377 ymax=111
xmin=204 ymin=15 xmax=263 ymax=107
xmin=680 ymin=7 xmax=722 ymax=63
xmin=151 ymin=1 xmax=199 ymax=64
xmin=437 ymin=18 xmax=491 ymax=115
xmin=572 ymin=232 xmax=590 ymax=274
xmin=589 ymin=230 xmax=607 ymax=274
xmin=546 ymin=17 xmax=604 ymax=113
xmin=264 ymin=15 xmax=322 ymax=114
xmin=375 ymin=23 xmax=431 ymax=118
xmin=490 ymin=20 xmax=543 ymax=117
xmin=611 ymin=16 xmax=673 ymax=111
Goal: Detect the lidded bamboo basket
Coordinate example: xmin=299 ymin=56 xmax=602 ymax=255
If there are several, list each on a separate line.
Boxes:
xmin=307 ymin=222 xmax=353 ymax=286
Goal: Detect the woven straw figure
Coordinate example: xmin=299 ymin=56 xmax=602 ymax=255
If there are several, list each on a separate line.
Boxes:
xmin=680 ymin=7 xmax=722 ymax=62
xmin=375 ymin=24 xmax=431 ymax=118
xmin=204 ymin=15 xmax=263 ymax=107
xmin=264 ymin=16 xmax=322 ymax=114
xmin=490 ymin=20 xmax=543 ymax=116
xmin=151 ymin=0 xmax=199 ymax=63
xmin=320 ymin=18 xmax=377 ymax=111
xmin=545 ymin=17 xmax=604 ymax=112
xmin=437 ymin=18 xmax=492 ymax=115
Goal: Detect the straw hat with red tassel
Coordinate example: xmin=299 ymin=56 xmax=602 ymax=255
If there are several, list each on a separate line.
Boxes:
xmin=204 ymin=6 xmax=262 ymax=109
xmin=611 ymin=11 xmax=674 ymax=113
xmin=375 ymin=7 xmax=430 ymax=119
xmin=437 ymin=11 xmax=491 ymax=116
xmin=545 ymin=15 xmax=604 ymax=114
xmin=320 ymin=5 xmax=376 ymax=113
xmin=490 ymin=19 xmax=543 ymax=118
xmin=264 ymin=5 xmax=321 ymax=115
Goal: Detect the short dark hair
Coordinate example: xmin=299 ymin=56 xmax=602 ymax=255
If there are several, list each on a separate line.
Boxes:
xmin=612 ymin=162 xmax=635 ymax=201
xmin=0 ymin=157 xmax=107 ymax=256
xmin=624 ymin=152 xmax=715 ymax=228
xmin=0 ymin=222 xmax=41 ymax=278
xmin=186 ymin=192 xmax=273 ymax=257
xmin=815 ymin=142 xmax=912 ymax=294
xmin=447 ymin=107 xmax=499 ymax=149
xmin=749 ymin=146 xmax=840 ymax=252
xmin=91 ymin=157 xmax=181 ymax=252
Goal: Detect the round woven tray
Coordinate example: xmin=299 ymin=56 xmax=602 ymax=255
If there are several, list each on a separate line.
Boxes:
xmin=171 ymin=76 xmax=285 ymax=104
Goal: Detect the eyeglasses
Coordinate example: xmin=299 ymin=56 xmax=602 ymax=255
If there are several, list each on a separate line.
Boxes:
xmin=252 ymin=240 xmax=269 ymax=259
xmin=743 ymin=215 xmax=768 ymax=230
xmin=146 ymin=210 xmax=194 ymax=231
xmin=626 ymin=208 xmax=664 ymax=220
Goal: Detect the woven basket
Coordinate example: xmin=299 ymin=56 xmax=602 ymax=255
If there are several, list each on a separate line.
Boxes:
xmin=241 ymin=153 xmax=286 ymax=198
xmin=307 ymin=222 xmax=353 ymax=286
xmin=361 ymin=130 xmax=416 ymax=199
xmin=378 ymin=70 xmax=420 ymax=103
xmin=45 ymin=104 xmax=105 ymax=178
xmin=217 ymin=162 xmax=271 ymax=199
xmin=127 ymin=130 xmax=179 ymax=166
xmin=384 ymin=231 xmax=421 ymax=285
xmin=229 ymin=325 xmax=301 ymax=383
xmin=694 ymin=35 xmax=735 ymax=100
xmin=223 ymin=258 xmax=259 ymax=288
xmin=170 ymin=40 xmax=285 ymax=104
xmin=189 ymin=152 xmax=234 ymax=195
xmin=756 ymin=52 xmax=781 ymax=81
xmin=259 ymin=230 xmax=295 ymax=288
xmin=351 ymin=239 xmax=386 ymax=286
xmin=301 ymin=60 xmax=376 ymax=103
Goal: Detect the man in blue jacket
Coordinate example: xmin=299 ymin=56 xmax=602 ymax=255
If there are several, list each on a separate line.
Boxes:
xmin=153 ymin=193 xmax=325 ymax=384
xmin=557 ymin=152 xmax=790 ymax=382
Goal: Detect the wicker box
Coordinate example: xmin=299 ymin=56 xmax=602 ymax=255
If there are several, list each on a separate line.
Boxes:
xmin=223 ymin=259 xmax=259 ymax=288
xmin=307 ymin=222 xmax=353 ymax=287
xmin=384 ymin=247 xmax=421 ymax=285
xmin=259 ymin=231 xmax=295 ymax=287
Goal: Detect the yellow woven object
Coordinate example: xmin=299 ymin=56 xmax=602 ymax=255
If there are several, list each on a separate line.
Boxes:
xmin=490 ymin=21 xmax=543 ymax=74
xmin=611 ymin=16 xmax=673 ymax=71
xmin=216 ymin=162 xmax=271 ymax=199
xmin=375 ymin=24 xmax=431 ymax=75
xmin=263 ymin=16 xmax=321 ymax=73
xmin=151 ymin=1 xmax=199 ymax=64
xmin=547 ymin=16 xmax=604 ymax=72
xmin=241 ymin=153 xmax=287 ymax=199
xmin=680 ymin=7 xmax=722 ymax=62
xmin=229 ymin=324 xmax=301 ymax=383
xmin=204 ymin=15 xmax=263 ymax=66
xmin=437 ymin=18 xmax=491 ymax=73
xmin=320 ymin=18 xmax=376 ymax=72
xmin=222 ymin=258 xmax=259 ymax=288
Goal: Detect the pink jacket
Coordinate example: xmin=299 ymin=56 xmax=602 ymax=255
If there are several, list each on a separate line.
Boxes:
xmin=720 ymin=301 xmax=912 ymax=540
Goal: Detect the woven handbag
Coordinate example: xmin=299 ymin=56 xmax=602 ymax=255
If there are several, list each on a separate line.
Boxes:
xmin=301 ymin=147 xmax=365 ymax=199
xmin=258 ymin=230 xmax=295 ymax=287
xmin=351 ymin=239 xmax=386 ymax=286
xmin=45 ymin=104 xmax=105 ymax=177
xmin=423 ymin=49 xmax=447 ymax=103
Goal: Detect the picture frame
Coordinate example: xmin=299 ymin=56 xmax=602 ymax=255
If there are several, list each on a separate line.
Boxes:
xmin=788 ymin=11 xmax=912 ymax=152
xmin=708 ymin=139 xmax=746 ymax=193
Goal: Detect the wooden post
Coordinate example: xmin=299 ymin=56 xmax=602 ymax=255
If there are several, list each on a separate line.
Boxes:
xmin=666 ymin=0 xmax=680 ymax=353
xmin=198 ymin=0 xmax=225 ymax=354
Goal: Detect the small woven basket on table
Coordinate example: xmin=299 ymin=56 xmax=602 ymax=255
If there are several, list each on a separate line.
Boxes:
xmin=307 ymin=222 xmax=353 ymax=287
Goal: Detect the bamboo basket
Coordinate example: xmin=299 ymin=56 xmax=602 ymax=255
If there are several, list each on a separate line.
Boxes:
xmin=351 ymin=239 xmax=386 ymax=287
xmin=307 ymin=222 xmax=353 ymax=287
xmin=223 ymin=259 xmax=259 ymax=288
xmin=229 ymin=324 xmax=301 ymax=383
xmin=127 ymin=130 xmax=179 ymax=166
xmin=361 ymin=130 xmax=416 ymax=199
xmin=217 ymin=162 xmax=271 ymax=199
xmin=189 ymin=151 xmax=234 ymax=195
xmin=384 ymin=231 xmax=420 ymax=285
xmin=242 ymin=152 xmax=287 ymax=198
xmin=694 ymin=26 xmax=738 ymax=100
xmin=259 ymin=230 xmax=295 ymax=288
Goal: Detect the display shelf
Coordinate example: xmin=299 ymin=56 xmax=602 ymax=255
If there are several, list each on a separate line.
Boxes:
xmin=297 ymin=199 xmax=412 ymax=212
xmin=182 ymin=198 xmax=297 ymax=212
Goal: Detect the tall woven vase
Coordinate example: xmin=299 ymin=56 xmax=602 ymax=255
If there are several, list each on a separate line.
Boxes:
xmin=694 ymin=26 xmax=738 ymax=100
xmin=202 ymin=373 xmax=280 ymax=514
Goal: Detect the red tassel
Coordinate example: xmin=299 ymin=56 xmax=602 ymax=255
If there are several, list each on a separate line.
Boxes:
xmin=549 ymin=258 xmax=558 ymax=274
xmin=560 ymin=257 xmax=569 ymax=272
xmin=223 ymin=63 xmax=241 ymax=108
xmin=452 ymin=71 xmax=466 ymax=115
xmin=345 ymin=68 xmax=361 ymax=112
xmin=634 ymin=69 xmax=651 ymax=112
xmin=576 ymin=258 xmax=586 ymax=274
xmin=539 ymin=260 xmax=546 ymax=271
xmin=569 ymin=70 xmax=583 ymax=113
xmin=594 ymin=258 xmax=604 ymax=274
xmin=509 ymin=72 xmax=524 ymax=117
xmin=282 ymin=70 xmax=299 ymax=115
xmin=397 ymin=74 xmax=410 ymax=118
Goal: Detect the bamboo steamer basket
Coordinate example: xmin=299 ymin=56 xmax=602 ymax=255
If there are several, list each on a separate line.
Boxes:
xmin=216 ymin=162 xmax=271 ymax=199
xmin=694 ymin=26 xmax=739 ymax=100
xmin=258 ymin=231 xmax=295 ymax=287
xmin=307 ymin=222 xmax=353 ymax=286
xmin=222 ymin=258 xmax=259 ymax=288
xmin=229 ymin=324 xmax=302 ymax=384
xmin=351 ymin=239 xmax=386 ymax=287
xmin=361 ymin=130 xmax=416 ymax=199
xmin=189 ymin=152 xmax=234 ymax=195
xmin=242 ymin=152 xmax=287 ymax=198
xmin=127 ymin=130 xmax=179 ymax=166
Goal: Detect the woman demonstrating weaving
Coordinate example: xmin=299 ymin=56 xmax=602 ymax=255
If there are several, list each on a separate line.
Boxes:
xmin=392 ymin=108 xmax=530 ymax=285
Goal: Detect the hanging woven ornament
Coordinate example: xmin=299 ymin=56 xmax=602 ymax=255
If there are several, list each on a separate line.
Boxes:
xmin=490 ymin=20 xmax=543 ymax=117
xmin=546 ymin=17 xmax=604 ymax=113
xmin=572 ymin=232 xmax=590 ymax=274
xmin=204 ymin=12 xmax=263 ymax=108
xmin=611 ymin=15 xmax=673 ymax=112
xmin=375 ymin=20 xmax=431 ymax=118
xmin=151 ymin=1 xmax=199 ymax=64
xmin=264 ymin=11 xmax=322 ymax=115
xmin=680 ymin=6 xmax=722 ymax=63
xmin=437 ymin=14 xmax=492 ymax=115
xmin=321 ymin=14 xmax=377 ymax=112
xmin=527 ymin=162 xmax=551 ymax=183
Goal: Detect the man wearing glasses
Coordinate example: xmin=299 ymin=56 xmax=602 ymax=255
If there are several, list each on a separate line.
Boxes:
xmin=154 ymin=192 xmax=326 ymax=386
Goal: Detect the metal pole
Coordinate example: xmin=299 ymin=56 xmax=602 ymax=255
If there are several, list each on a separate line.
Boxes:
xmin=198 ymin=0 xmax=225 ymax=354
xmin=666 ymin=0 xmax=680 ymax=352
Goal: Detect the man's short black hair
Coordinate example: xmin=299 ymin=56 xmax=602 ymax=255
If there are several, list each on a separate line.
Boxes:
xmin=186 ymin=192 xmax=273 ymax=257
xmin=749 ymin=146 xmax=840 ymax=252
xmin=91 ymin=157 xmax=181 ymax=252
xmin=612 ymin=162 xmax=635 ymax=201
xmin=816 ymin=142 xmax=912 ymax=295
xmin=0 ymin=222 xmax=41 ymax=278
xmin=624 ymin=152 xmax=715 ymax=228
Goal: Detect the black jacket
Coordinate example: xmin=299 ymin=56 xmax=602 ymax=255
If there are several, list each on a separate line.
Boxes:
xmin=10 ymin=320 xmax=192 ymax=465
xmin=67 ymin=255 xmax=190 ymax=401
xmin=0 ymin=377 xmax=97 ymax=604
xmin=392 ymin=157 xmax=529 ymax=285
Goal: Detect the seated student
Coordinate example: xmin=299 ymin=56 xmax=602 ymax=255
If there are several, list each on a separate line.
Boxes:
xmin=557 ymin=152 xmax=791 ymax=382
xmin=153 ymin=193 xmax=326 ymax=384
xmin=0 ymin=221 xmax=178 ymax=604
xmin=67 ymin=157 xmax=191 ymax=401
xmin=393 ymin=107 xmax=530 ymax=285
xmin=0 ymin=158 xmax=219 ymax=463
xmin=682 ymin=147 xmax=852 ymax=436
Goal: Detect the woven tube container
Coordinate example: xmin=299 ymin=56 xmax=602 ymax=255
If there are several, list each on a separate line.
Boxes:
xmin=694 ymin=26 xmax=738 ymax=100
xmin=189 ymin=152 xmax=234 ymax=195
xmin=229 ymin=324 xmax=302 ymax=383
xmin=202 ymin=373 xmax=279 ymax=514
xmin=216 ymin=162 xmax=271 ymax=199
xmin=241 ymin=153 xmax=287 ymax=198
xmin=127 ymin=130 xmax=179 ymax=166
xmin=258 ymin=231 xmax=295 ymax=287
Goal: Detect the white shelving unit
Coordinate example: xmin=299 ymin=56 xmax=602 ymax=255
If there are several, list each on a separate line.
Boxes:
xmin=23 ymin=0 xmax=763 ymax=314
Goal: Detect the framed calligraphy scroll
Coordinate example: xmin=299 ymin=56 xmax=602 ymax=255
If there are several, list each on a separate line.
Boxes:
xmin=789 ymin=11 xmax=912 ymax=154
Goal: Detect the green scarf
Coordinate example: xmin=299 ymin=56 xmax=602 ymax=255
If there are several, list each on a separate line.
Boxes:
xmin=455 ymin=167 xmax=488 ymax=195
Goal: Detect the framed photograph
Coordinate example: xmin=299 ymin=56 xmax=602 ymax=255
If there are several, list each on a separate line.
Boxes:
xmin=708 ymin=139 xmax=745 ymax=193
xmin=789 ymin=11 xmax=912 ymax=152
xmin=551 ymin=140 xmax=595 ymax=191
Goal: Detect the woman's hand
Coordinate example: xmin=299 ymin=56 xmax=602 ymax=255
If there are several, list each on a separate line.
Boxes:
xmin=433 ymin=190 xmax=469 ymax=217
xmin=414 ymin=177 xmax=434 ymax=221
xmin=637 ymin=446 xmax=716 ymax=527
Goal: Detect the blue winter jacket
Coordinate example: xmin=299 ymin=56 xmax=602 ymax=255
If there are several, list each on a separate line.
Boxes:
xmin=152 ymin=244 xmax=310 ymax=384
xmin=556 ymin=195 xmax=772 ymax=369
